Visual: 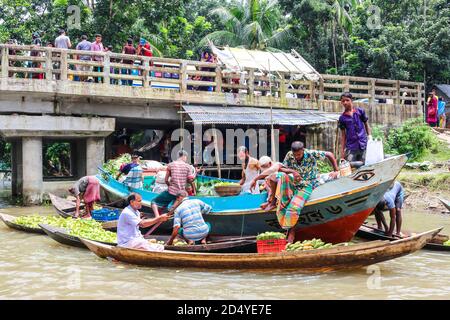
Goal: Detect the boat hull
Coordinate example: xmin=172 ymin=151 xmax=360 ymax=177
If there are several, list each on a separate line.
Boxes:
xmin=81 ymin=228 xmax=441 ymax=271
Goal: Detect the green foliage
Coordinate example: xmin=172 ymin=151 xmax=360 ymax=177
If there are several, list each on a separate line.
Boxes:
xmin=202 ymin=0 xmax=292 ymax=50
xmin=317 ymin=159 xmax=333 ymax=173
xmin=0 ymin=138 xmax=11 ymax=169
xmin=43 ymin=142 xmax=71 ymax=176
xmin=384 ymin=118 xmax=440 ymax=161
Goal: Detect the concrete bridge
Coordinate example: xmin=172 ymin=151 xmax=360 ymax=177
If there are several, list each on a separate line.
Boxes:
xmin=0 ymin=44 xmax=424 ymax=204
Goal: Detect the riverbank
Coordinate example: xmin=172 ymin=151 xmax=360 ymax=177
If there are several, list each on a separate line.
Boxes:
xmin=398 ymin=168 xmax=450 ymax=213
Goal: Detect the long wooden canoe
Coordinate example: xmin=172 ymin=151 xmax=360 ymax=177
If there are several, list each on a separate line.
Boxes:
xmin=39 ymin=223 xmax=116 ymax=248
xmin=80 ymin=228 xmax=441 ymax=271
xmin=0 ymin=213 xmax=46 ymax=235
xmin=356 ymin=224 xmax=450 ymax=252
xmin=38 ymin=223 xmax=257 ymax=253
xmin=439 ymin=198 xmax=450 ymax=212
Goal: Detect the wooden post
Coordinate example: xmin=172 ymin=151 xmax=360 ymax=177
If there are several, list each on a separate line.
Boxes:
xmin=279 ymin=76 xmax=287 ymax=105
xmin=180 ymin=62 xmax=187 ymax=93
xmin=319 ymin=77 xmax=324 ymax=101
xmin=60 ymin=50 xmax=68 ymax=81
xmin=344 ymin=77 xmax=350 ymax=93
xmin=310 ymin=80 xmax=316 ymax=104
xmin=369 ymin=79 xmax=376 ymax=104
xmin=45 ymin=48 xmax=53 ymax=80
xmin=103 ymin=52 xmax=110 ymax=84
xmin=215 ymin=65 xmax=222 ymax=93
xmin=395 ymin=80 xmax=401 ymax=105
xmin=1 ymin=47 xmax=9 ymax=78
xmin=248 ymin=69 xmax=255 ymax=96
xmin=143 ymin=58 xmax=150 ymax=88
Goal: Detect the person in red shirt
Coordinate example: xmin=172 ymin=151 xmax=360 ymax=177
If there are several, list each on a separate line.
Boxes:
xmin=121 ymin=39 xmax=137 ymax=85
xmin=137 ymin=38 xmax=152 ymax=57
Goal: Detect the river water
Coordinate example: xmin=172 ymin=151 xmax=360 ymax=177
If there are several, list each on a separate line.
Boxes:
xmin=0 ymin=194 xmax=449 ymax=300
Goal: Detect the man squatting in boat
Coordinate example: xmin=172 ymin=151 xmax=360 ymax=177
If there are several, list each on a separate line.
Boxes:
xmin=250 ymin=141 xmax=340 ymax=243
xmin=69 ymin=176 xmax=101 ymax=218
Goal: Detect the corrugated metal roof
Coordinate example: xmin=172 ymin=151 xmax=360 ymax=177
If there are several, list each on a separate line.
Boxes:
xmin=182 ymin=105 xmax=339 ymax=126
xmin=210 ymin=44 xmax=321 ymax=82
xmin=436 ymin=84 xmax=450 ymax=100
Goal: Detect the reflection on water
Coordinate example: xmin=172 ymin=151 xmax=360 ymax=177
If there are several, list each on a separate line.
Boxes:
xmin=0 ymin=199 xmax=449 ymax=300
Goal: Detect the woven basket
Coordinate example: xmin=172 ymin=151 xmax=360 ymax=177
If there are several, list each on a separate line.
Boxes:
xmin=214 ymin=185 xmax=242 ymax=197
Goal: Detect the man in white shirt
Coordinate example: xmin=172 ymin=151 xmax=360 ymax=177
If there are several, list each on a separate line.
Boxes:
xmin=55 ymin=29 xmax=72 ymax=49
xmin=117 ymin=193 xmax=169 ymax=251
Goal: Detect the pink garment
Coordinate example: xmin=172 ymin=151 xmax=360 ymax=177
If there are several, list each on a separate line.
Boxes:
xmin=84 ymin=176 xmax=100 ymax=204
xmin=427 ymin=96 xmax=438 ymax=124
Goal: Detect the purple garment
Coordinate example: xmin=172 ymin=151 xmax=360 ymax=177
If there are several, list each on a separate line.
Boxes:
xmin=339 ymin=107 xmax=369 ymax=151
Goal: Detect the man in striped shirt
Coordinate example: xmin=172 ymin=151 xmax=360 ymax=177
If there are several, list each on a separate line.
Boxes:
xmin=151 ymin=150 xmax=195 ymax=216
xmin=166 ymin=191 xmax=212 ymax=245
xmin=120 ymin=154 xmax=143 ymax=189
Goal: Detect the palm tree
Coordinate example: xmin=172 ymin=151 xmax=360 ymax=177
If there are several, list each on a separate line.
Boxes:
xmin=201 ymin=0 xmax=291 ymax=51
xmin=325 ymin=0 xmax=361 ymax=69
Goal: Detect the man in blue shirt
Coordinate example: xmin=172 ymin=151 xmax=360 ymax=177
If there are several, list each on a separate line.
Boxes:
xmin=117 ymin=193 xmax=169 ymax=251
xmin=166 ymin=191 xmax=212 ymax=245
xmin=374 ymin=181 xmax=404 ymax=237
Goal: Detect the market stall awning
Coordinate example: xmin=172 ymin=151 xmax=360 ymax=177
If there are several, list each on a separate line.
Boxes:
xmin=182 ymin=105 xmax=339 ymax=126
xmin=210 ymin=43 xmax=321 ymax=82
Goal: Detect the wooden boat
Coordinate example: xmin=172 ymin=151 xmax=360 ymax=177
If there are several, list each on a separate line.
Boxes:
xmin=39 ymin=223 xmax=116 ymax=249
xmin=356 ymin=224 xmax=450 ymax=252
xmin=98 ymin=155 xmax=408 ymax=244
xmin=80 ymin=228 xmax=441 ymax=271
xmin=38 ymin=223 xmax=256 ymax=253
xmin=0 ymin=213 xmax=46 ymax=235
xmin=48 ymin=193 xmax=127 ymax=230
xmin=439 ymin=198 xmax=450 ymax=212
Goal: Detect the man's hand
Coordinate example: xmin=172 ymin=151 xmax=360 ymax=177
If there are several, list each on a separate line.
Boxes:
xmin=367 ymin=135 xmax=373 ymax=141
xmin=158 ymin=214 xmax=170 ymax=222
xmin=239 ymin=179 xmax=245 ymax=186
xmin=250 ymin=179 xmax=257 ymax=192
xmin=329 ymin=171 xmax=340 ymax=179
xmin=292 ymin=171 xmax=301 ymax=182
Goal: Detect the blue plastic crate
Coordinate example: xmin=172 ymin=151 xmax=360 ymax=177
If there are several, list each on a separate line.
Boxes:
xmin=91 ymin=208 xmax=120 ymax=221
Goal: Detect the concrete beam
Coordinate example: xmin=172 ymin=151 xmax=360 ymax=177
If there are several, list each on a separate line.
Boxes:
xmin=0 ymin=115 xmax=115 ymax=138
xmin=0 ymin=78 xmax=309 ymax=110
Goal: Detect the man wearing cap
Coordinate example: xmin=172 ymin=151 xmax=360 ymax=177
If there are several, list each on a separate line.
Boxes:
xmin=117 ymin=154 xmax=143 ymax=189
xmin=250 ymin=156 xmax=285 ymax=209
xmin=137 ymin=38 xmax=153 ymax=57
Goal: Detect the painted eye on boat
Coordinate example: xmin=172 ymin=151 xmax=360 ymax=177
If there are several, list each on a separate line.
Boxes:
xmin=353 ymin=171 xmax=375 ymax=181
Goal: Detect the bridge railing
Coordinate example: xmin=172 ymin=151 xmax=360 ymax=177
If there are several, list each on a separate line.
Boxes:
xmin=0 ymin=43 xmax=424 ymax=108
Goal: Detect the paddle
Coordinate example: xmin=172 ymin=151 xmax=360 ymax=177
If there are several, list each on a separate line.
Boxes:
xmin=143 ymin=215 xmax=174 ymax=237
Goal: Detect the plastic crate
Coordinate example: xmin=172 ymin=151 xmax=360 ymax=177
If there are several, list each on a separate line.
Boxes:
xmin=256 ymin=239 xmax=287 ymax=254
xmin=91 ymin=208 xmax=120 ymax=221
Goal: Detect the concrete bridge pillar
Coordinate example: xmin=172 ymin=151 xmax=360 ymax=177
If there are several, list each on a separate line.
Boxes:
xmin=22 ymin=137 xmax=43 ymax=204
xmin=86 ymin=137 xmax=105 ymax=176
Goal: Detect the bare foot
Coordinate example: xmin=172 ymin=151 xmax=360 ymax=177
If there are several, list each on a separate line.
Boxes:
xmin=264 ymin=202 xmax=276 ymax=212
xmin=200 ymin=238 xmax=207 ymax=244
xmin=260 ymin=202 xmax=270 ymax=210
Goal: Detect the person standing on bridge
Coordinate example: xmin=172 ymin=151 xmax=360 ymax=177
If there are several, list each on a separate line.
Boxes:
xmin=75 ymin=35 xmax=92 ymax=82
xmin=339 ymin=92 xmax=372 ymax=167
xmin=91 ymin=34 xmax=105 ymax=83
xmin=121 ymin=39 xmax=136 ymax=86
xmin=55 ymin=29 xmax=72 ymax=49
